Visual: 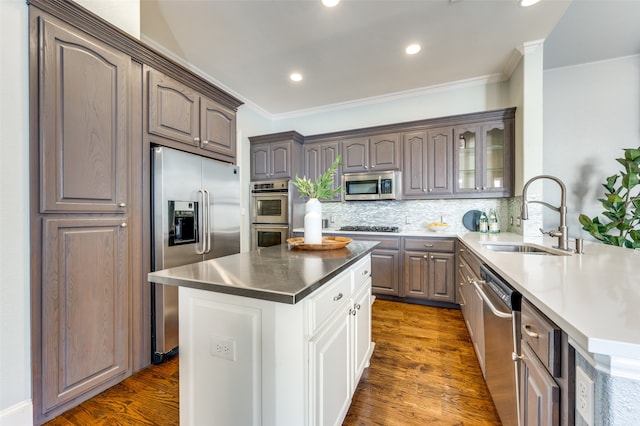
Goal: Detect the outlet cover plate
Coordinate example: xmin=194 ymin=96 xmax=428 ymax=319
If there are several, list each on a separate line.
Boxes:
xmin=576 ymin=365 xmax=594 ymax=425
xmin=210 ymin=335 xmax=236 ymax=361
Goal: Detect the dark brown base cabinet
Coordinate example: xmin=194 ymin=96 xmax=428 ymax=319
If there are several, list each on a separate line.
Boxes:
xmin=348 ymin=235 xmax=401 ymax=297
xmin=403 ymin=238 xmax=456 ymax=304
xmin=519 ymin=300 xmax=575 ymax=426
xmin=29 ymin=1 xmax=242 ymax=424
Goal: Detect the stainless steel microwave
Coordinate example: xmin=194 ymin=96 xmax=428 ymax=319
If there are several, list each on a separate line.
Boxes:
xmin=342 ymin=171 xmax=402 ymax=201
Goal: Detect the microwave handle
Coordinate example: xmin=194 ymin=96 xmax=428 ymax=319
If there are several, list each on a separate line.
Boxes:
xmin=377 ymin=175 xmax=382 ymax=199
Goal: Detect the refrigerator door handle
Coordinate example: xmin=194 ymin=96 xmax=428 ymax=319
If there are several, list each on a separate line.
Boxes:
xmin=196 ymin=189 xmax=206 ymax=255
xmin=204 ymin=189 xmax=211 ymax=254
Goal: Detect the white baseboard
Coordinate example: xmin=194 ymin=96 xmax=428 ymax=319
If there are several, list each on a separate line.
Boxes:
xmin=0 ymin=399 xmax=33 ymax=426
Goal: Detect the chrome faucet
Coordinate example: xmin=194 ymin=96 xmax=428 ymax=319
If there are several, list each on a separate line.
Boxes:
xmin=521 ymin=175 xmax=570 ymax=251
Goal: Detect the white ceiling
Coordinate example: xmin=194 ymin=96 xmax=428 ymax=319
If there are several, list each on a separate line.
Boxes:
xmin=140 ymin=0 xmax=640 ymax=116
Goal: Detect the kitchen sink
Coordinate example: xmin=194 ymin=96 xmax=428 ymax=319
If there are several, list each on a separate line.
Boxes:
xmin=482 ymin=243 xmax=570 ymax=256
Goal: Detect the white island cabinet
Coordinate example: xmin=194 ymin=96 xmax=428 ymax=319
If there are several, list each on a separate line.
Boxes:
xmin=149 ymin=241 xmax=377 ymax=426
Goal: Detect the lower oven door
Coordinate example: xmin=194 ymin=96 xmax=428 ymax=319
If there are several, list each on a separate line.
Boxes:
xmin=474 ymin=280 xmax=519 ymax=426
xmin=251 ymin=224 xmax=289 ymax=249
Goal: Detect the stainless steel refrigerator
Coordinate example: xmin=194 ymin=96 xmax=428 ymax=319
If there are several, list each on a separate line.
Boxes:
xmin=151 ymin=146 xmax=240 ymax=364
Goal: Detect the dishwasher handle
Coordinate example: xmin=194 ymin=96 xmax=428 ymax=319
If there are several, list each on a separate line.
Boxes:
xmin=473 ymin=280 xmax=513 ymax=319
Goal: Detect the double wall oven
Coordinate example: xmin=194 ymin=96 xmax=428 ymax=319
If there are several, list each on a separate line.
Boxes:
xmin=250 ymin=180 xmax=300 ymax=249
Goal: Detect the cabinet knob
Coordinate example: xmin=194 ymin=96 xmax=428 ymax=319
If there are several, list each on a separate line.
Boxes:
xmin=362 ymin=270 xmax=369 ymax=276
xmin=422 ymin=188 xmax=427 ymax=192
xmin=475 ymin=187 xmax=480 ymax=190
xmin=354 ymin=303 xmax=361 ymax=310
xmin=459 ymin=264 xmax=464 ymax=268
xmin=333 ymin=293 xmax=343 ymax=301
xmin=119 ymin=202 xmax=126 ymax=207
xmin=202 ymin=139 xmax=209 ymax=145
xmin=428 ymin=188 xmax=433 ymax=192
xmin=350 ymin=308 xmax=357 ymax=316
xmin=512 ymin=352 xmax=524 ymax=362
xmin=364 ymin=165 xmax=369 ymax=169
xmin=371 ymin=164 xmax=375 ymax=168
xmin=120 ymin=223 xmax=127 ymax=228
xmin=482 ymin=186 xmax=486 ymax=190
xmin=194 ymin=137 xmax=201 ymax=143
xmin=423 ymin=255 xmax=428 ymax=259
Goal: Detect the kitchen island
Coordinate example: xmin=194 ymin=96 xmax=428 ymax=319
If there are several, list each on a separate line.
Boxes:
xmin=148 ymin=240 xmax=378 ymax=426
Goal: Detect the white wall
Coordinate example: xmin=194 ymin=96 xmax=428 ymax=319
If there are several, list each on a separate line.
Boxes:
xmin=270 ymin=79 xmax=511 ymax=136
xmin=0 ymin=1 xmax=31 ymax=424
xmin=542 ymin=55 xmax=640 ymax=239
xmin=0 ymin=1 xmax=140 ymax=424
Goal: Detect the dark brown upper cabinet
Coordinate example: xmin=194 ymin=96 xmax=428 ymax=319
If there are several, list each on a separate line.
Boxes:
xmin=39 ymin=17 xmax=129 ymax=214
xmin=148 ymin=69 xmax=237 ymax=163
xmin=454 ymin=119 xmax=514 ymax=197
xmin=402 ymin=127 xmax=454 ymax=199
xmin=250 ymin=108 xmax=515 ymax=199
xmin=249 ymin=131 xmax=303 ymax=181
xmin=341 ymin=133 xmax=401 ymax=173
xmin=303 ymin=141 xmax=341 ymax=200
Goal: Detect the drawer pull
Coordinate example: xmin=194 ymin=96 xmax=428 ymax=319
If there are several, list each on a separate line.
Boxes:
xmin=523 ymin=325 xmax=539 ymax=338
xmin=333 ymin=293 xmax=343 ymax=301
xmin=424 ymin=244 xmax=433 ymax=247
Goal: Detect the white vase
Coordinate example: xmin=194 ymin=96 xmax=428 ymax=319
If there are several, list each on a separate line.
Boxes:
xmin=304 ymin=198 xmax=322 ymax=245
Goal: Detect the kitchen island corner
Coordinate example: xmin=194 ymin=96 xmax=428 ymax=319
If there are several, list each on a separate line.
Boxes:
xmin=148 ymin=240 xmax=378 ymax=426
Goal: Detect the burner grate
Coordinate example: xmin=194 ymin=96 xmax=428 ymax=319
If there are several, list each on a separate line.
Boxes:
xmin=339 ymin=225 xmax=399 ymax=233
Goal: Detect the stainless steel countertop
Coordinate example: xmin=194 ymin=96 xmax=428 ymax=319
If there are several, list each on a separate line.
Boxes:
xmin=148 ymin=240 xmax=379 ymax=304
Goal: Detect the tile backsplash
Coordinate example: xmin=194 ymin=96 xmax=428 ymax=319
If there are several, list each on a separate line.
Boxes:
xmin=319 ymin=197 xmax=537 ymax=234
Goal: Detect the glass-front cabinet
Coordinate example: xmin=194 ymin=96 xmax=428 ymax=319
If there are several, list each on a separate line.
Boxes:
xmin=454 ymin=120 xmax=512 ymax=197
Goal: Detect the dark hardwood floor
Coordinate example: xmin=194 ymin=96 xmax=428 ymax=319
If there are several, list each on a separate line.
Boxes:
xmin=44 ymin=299 xmax=500 ymax=425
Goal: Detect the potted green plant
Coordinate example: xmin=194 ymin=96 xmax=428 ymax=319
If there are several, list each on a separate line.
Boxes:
xmin=578 ymin=146 xmax=640 ymax=248
xmin=292 ymin=155 xmax=342 ymax=244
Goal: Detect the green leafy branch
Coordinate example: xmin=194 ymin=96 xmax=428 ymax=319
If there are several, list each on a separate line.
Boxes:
xmin=578 ymin=146 xmax=640 ymax=248
xmin=293 ymin=155 xmax=343 ymax=200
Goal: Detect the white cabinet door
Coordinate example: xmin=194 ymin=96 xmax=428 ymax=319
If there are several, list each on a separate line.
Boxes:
xmin=309 ymin=307 xmax=352 ymax=426
xmin=351 ymin=278 xmax=372 ymax=391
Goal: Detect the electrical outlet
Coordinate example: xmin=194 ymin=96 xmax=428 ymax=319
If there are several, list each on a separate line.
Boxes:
xmin=576 ymin=366 xmax=594 ymax=425
xmin=405 ymin=216 xmax=411 ymax=224
xmin=210 ymin=336 xmax=236 ymax=361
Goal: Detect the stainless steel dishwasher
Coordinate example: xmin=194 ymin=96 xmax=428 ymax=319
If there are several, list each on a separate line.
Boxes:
xmin=475 ymin=264 xmax=522 ymax=426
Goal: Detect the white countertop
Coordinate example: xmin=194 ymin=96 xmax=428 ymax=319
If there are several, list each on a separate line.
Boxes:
xmin=306 ymin=228 xmax=640 ymax=361
xmin=458 ymin=232 xmax=640 ymax=362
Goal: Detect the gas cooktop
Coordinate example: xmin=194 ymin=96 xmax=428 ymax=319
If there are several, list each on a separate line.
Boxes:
xmin=338 ymin=225 xmax=399 ymax=233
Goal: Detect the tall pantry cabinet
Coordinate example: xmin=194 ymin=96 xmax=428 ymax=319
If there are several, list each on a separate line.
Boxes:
xmin=30 ymin=12 xmax=133 ymax=423
xmin=28 ymin=1 xmax=242 ymax=424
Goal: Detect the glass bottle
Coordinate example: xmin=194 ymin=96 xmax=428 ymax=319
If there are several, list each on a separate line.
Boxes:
xmin=488 ymin=209 xmax=499 ymax=234
xmin=478 ymin=211 xmax=488 ymax=233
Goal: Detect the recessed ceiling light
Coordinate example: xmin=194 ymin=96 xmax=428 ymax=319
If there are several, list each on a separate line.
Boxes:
xmin=520 ymin=0 xmax=540 ymax=6
xmin=290 ymin=73 xmax=303 ymax=82
xmin=406 ymin=44 xmax=421 ymax=55
xmin=322 ymin=0 xmax=340 ymax=7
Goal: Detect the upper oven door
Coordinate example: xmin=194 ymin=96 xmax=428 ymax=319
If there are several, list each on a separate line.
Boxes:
xmin=251 ymin=193 xmax=289 ymax=223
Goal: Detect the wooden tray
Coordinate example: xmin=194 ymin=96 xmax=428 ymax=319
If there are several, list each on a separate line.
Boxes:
xmin=287 ymin=236 xmax=352 ymax=250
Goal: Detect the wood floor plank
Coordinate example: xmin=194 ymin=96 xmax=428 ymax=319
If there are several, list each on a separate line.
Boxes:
xmin=44 ymin=300 xmax=501 ymax=425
